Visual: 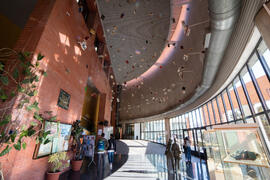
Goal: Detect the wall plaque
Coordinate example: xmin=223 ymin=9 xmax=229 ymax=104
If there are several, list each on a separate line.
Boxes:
xmin=57 ymin=89 xmax=70 ymax=110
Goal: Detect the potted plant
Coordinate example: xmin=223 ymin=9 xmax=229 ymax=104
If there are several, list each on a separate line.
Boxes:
xmin=47 ymin=152 xmax=69 ymax=180
xmin=71 ymin=120 xmax=84 ymax=171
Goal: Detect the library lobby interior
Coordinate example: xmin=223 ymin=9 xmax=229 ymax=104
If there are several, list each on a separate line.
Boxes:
xmin=0 ymin=0 xmax=270 ymax=179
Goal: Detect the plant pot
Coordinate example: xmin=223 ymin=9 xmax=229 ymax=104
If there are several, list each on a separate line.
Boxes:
xmin=46 ymin=171 xmax=61 ymax=180
xmin=71 ymin=160 xmax=83 ymax=171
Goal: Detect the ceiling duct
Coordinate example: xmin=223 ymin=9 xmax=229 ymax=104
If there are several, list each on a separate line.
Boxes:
xmin=122 ymin=0 xmax=243 ymax=123
xmin=172 ymin=0 xmax=242 ymax=112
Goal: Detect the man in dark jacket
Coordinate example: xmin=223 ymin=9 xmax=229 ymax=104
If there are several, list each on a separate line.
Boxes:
xmin=107 ymin=134 xmax=116 ymax=169
xmin=172 ymin=138 xmax=181 ymax=172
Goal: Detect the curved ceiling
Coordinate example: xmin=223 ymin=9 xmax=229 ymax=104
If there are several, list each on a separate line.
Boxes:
xmin=97 ymin=0 xmax=209 ymax=121
xmin=96 ymin=0 xmax=170 ymax=84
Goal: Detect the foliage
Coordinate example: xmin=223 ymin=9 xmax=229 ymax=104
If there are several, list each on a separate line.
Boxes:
xmin=48 ymin=152 xmax=69 ymax=173
xmin=0 ymin=48 xmax=50 ymax=156
xmin=71 ymin=120 xmax=83 ymax=160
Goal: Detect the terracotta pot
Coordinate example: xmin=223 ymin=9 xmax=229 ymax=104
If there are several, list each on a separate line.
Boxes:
xmin=71 ymin=160 xmax=83 ymax=171
xmin=46 ymin=171 xmax=61 ymax=180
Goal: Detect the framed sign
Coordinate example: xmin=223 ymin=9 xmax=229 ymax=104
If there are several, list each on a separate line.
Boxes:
xmin=82 ymin=135 xmax=95 ymax=157
xmin=33 ymin=121 xmax=72 ymax=158
xmin=57 ymin=89 xmax=70 ymax=110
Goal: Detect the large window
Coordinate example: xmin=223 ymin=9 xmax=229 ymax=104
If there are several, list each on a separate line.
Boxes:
xmin=141 ymin=120 xmax=166 ymax=144
xmin=169 ymin=38 xmax=270 ymax=153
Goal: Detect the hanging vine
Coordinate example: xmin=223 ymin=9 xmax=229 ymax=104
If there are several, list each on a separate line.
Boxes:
xmin=0 ymin=48 xmax=52 ymax=156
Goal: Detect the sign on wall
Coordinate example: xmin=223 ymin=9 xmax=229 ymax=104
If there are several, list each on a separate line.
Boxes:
xmin=57 ymin=89 xmax=71 ymax=110
xmin=34 ymin=121 xmax=72 ymax=158
xmin=82 ymin=135 xmax=95 ymax=157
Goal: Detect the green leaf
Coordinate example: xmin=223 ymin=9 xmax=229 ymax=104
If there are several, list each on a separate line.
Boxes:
xmin=26 ymin=105 xmax=33 ymax=111
xmin=17 ymin=85 xmax=25 ymax=93
xmin=35 ymin=76 xmax=39 ymax=82
xmin=27 ymin=101 xmax=39 ymax=111
xmin=37 ymin=53 xmax=44 ymax=61
xmin=32 ymin=101 xmax=39 ymax=111
xmin=0 ymin=93 xmax=8 ymax=101
xmin=0 ymin=76 xmax=9 ymax=85
xmin=43 ymin=138 xmax=50 ymax=145
xmin=27 ymin=90 xmax=35 ymax=97
xmin=0 ymin=115 xmax=11 ymax=126
xmin=18 ymin=52 xmax=26 ymax=62
xmin=84 ymin=86 xmax=87 ymax=92
xmin=13 ymin=142 xmax=21 ymax=151
xmin=34 ymin=112 xmax=43 ymax=121
xmin=22 ymin=142 xmax=27 ymax=149
xmin=21 ymin=125 xmax=26 ymax=131
xmin=10 ymin=90 xmax=16 ymax=97
xmin=43 ymin=130 xmax=51 ymax=138
xmin=50 ymin=116 xmax=57 ymax=121
xmin=19 ymin=130 xmax=27 ymax=139
xmin=35 ymin=62 xmax=39 ymax=67
xmin=43 ymin=72 xmax=47 ymax=77
xmin=10 ymin=132 xmax=17 ymax=143
xmin=0 ymin=145 xmax=12 ymax=157
xmin=23 ymin=51 xmax=31 ymax=57
xmin=0 ymin=62 xmax=4 ymax=71
xmin=33 ymin=90 xmax=38 ymax=96
xmin=27 ymin=127 xmax=36 ymax=137
xmin=23 ymin=67 xmax=31 ymax=76
xmin=22 ymin=78 xmax=30 ymax=84
xmin=30 ymin=121 xmax=38 ymax=126
xmin=12 ymin=68 xmax=19 ymax=79
xmin=35 ymin=138 xmax=39 ymax=144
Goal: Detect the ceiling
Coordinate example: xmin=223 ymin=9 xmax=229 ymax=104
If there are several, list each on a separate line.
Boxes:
xmin=97 ymin=0 xmax=209 ymax=121
xmin=96 ymin=0 xmax=170 ymax=84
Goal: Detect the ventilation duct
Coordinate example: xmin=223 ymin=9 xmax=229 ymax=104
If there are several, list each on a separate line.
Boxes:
xmin=173 ymin=0 xmax=242 ymax=111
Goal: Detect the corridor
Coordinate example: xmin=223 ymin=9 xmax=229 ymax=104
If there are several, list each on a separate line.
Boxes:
xmin=60 ymin=140 xmax=209 ymax=180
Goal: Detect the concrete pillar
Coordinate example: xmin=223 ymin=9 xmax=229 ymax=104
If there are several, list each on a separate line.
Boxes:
xmin=164 ymin=117 xmax=171 ymax=143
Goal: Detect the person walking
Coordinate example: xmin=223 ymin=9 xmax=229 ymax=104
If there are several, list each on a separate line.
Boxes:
xmin=172 ymin=138 xmax=181 ymax=173
xmin=165 ymin=138 xmax=175 ymax=175
xmin=96 ymin=133 xmax=108 ymax=178
xmin=184 ymin=137 xmax=191 ymax=163
xmin=107 ymin=134 xmax=116 ymax=170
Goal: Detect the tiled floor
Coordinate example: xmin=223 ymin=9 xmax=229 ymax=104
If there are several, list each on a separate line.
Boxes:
xmin=60 ymin=140 xmax=209 ymax=180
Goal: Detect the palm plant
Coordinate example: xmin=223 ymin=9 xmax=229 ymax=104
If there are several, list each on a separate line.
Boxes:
xmin=48 ymin=152 xmax=69 ymax=173
xmin=71 ymin=120 xmax=83 ymax=160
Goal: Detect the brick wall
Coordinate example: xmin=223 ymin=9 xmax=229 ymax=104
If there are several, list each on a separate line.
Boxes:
xmin=0 ymin=0 xmax=113 ymax=179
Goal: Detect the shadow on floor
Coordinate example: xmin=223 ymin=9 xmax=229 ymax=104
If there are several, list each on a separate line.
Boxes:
xmin=59 ymin=141 xmax=129 ymax=180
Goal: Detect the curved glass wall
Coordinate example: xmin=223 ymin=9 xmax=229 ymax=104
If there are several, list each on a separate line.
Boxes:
xmin=169 ymin=38 xmax=270 ymax=154
xmin=141 ymin=120 xmax=166 ymax=144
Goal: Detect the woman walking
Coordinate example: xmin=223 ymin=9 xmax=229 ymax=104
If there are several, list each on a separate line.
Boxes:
xmin=107 ymin=134 xmax=116 ymax=170
xmin=184 ymin=137 xmax=191 ymax=163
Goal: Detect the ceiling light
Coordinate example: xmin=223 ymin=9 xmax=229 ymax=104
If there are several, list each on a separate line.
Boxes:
xmin=183 ymin=54 xmax=189 ymax=61
xmin=204 ymin=33 xmax=211 ymax=49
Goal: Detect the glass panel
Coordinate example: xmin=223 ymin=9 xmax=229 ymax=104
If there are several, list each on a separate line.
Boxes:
xmin=217 ymin=95 xmax=227 ymax=122
xmin=212 ymin=98 xmax=221 ymax=124
xmin=240 ymin=67 xmax=263 ymax=114
xmin=195 ymin=109 xmax=202 ymax=127
xmin=203 ymin=105 xmax=211 ymax=125
xmin=248 ymin=53 xmax=270 ymax=110
xmin=189 ymin=112 xmax=193 ymax=128
xmin=208 ymin=102 xmax=216 ymax=124
xmin=192 ymin=111 xmax=197 ymax=127
xmin=199 ymin=107 xmax=206 ymax=126
xmin=228 ymin=84 xmax=242 ymax=119
xmin=222 ymin=91 xmax=234 ymax=122
xmin=257 ymin=40 xmax=270 ymax=69
xmin=256 ymin=114 xmax=270 ymax=150
xmin=233 ymin=76 xmax=252 ymax=118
